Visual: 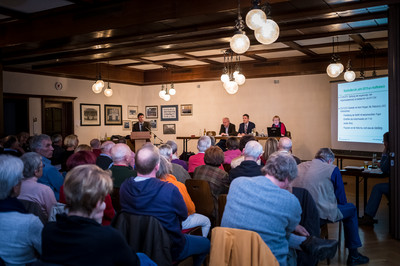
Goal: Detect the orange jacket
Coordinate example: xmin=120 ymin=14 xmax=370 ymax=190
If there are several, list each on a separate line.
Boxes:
xmin=162 ymin=174 xmax=196 ymax=215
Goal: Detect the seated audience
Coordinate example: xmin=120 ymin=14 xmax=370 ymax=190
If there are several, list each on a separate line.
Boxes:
xmin=293 ymin=148 xmax=369 ymax=265
xmin=31 ymin=134 xmax=64 ymax=201
xmin=278 ymin=137 xmax=301 ymax=164
xmin=229 ymin=140 xmax=263 ymax=181
xmin=59 ymin=151 xmax=115 ymax=226
xmin=221 ymin=152 xmax=338 ymax=265
xmin=120 ymin=144 xmax=210 ymax=266
xmin=230 ymin=134 xmax=256 ymax=168
xmin=359 ymin=132 xmax=390 ymax=226
xmin=188 ymin=136 xmax=212 ymax=173
xmin=223 ymin=137 xmax=241 ymax=164
xmin=41 ymin=164 xmax=154 ymax=265
xmin=18 ymin=132 xmax=30 ymax=152
xmin=75 ymin=144 xmax=92 ymax=153
xmin=51 ymin=134 xmax=65 ymax=168
xmin=96 ymin=141 xmax=115 ymax=170
xmin=110 ymin=143 xmax=137 ymax=188
xmin=62 ymin=134 xmax=79 ymax=170
xmin=261 ymin=137 xmax=278 ymax=165
xmin=90 ymin=138 xmax=102 ymax=157
xmin=159 ymin=144 xmax=190 ymax=184
xmin=157 ymin=156 xmax=211 ymax=237
xmin=0 ymin=155 xmax=43 ymax=265
xmin=271 ymin=115 xmax=287 ymax=136
xmin=18 ymin=152 xmax=57 ymax=220
xmin=238 ymin=114 xmax=256 ymax=136
xmin=193 ymin=146 xmax=229 ymax=219
xmin=166 ymin=140 xmax=188 ymax=170
xmin=1 ymin=135 xmax=23 ymax=157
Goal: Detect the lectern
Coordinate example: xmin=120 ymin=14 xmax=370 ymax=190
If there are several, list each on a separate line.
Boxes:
xmin=130 ymin=132 xmax=151 ymax=152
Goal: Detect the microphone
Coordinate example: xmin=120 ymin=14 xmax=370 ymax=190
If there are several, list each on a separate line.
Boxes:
xmin=144 ymin=126 xmax=151 ymax=132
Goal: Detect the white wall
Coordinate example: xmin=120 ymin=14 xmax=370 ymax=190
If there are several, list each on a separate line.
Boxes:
xmin=4 ymin=71 xmax=332 ymax=160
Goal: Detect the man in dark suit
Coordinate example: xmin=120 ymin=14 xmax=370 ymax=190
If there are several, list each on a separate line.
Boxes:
xmin=219 ymin=117 xmax=237 ymax=136
xmin=238 ymin=114 xmax=256 ymax=136
xmin=132 ymin=113 xmax=151 ymax=132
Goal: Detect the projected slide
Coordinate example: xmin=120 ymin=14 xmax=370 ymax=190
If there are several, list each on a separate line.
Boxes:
xmin=338 ymin=77 xmax=388 ymax=144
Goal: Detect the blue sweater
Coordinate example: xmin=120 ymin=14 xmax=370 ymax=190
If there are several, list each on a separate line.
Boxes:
xmin=120 ymin=177 xmax=188 ymax=259
xmin=221 ymin=176 xmax=301 ymax=266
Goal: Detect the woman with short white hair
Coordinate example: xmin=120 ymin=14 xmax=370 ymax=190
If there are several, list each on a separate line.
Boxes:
xmin=0 ymin=155 xmax=43 ymax=265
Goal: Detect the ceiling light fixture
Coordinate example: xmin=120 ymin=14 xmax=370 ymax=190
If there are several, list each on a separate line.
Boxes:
xmin=92 ymin=63 xmax=104 ymax=93
xmin=104 ymin=62 xmax=113 ymax=97
xmin=326 ymin=37 xmax=344 ymax=78
xmin=220 ymin=50 xmax=245 ymax=95
xmin=159 ymin=66 xmax=175 ymax=101
xmin=230 ymin=0 xmax=250 ymax=54
xmin=246 ymin=0 xmax=266 ymax=30
xmin=344 ymin=37 xmax=356 ymax=82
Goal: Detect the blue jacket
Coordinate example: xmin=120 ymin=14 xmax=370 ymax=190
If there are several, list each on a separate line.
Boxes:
xmin=38 ymin=157 xmax=64 ymax=201
xmin=238 ymin=121 xmax=256 ymax=134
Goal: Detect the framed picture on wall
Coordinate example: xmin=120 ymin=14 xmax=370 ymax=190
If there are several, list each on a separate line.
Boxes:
xmin=122 ymin=120 xmax=131 ymax=130
xmin=127 ymin=105 xmax=138 ymax=119
xmin=150 ymin=119 xmax=158 ymax=131
xmin=80 ymin=103 xmax=101 ymax=126
xmin=104 ymin=104 xmax=122 ymax=125
xmin=161 ymin=105 xmax=178 ymax=121
xmin=163 ymin=124 xmax=176 ymax=135
xmin=180 ymin=104 xmax=193 ymax=116
xmin=145 ymin=106 xmax=158 ymax=118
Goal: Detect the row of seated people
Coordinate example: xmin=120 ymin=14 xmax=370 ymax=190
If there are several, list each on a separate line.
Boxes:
xmin=0 ymin=131 xmax=370 ymax=265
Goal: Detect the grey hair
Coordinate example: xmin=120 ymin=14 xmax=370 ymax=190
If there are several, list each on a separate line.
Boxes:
xmin=315 ymin=148 xmax=335 ymax=163
xmin=110 ymin=144 xmax=131 ymax=163
xmin=20 ymin=152 xmax=42 ymax=178
xmin=90 ymin=138 xmax=101 ymax=149
xmin=51 ymin=134 xmax=62 ymax=144
xmin=0 ymin=155 xmax=24 ymax=199
xmin=30 ymin=134 xmax=51 ymax=152
xmin=166 ymin=140 xmax=178 ymax=154
xmin=243 ymin=141 xmax=263 ymax=159
xmin=156 ymin=156 xmax=172 ymax=179
xmin=197 ymin=136 xmax=211 ymax=152
xmin=278 ymin=137 xmax=292 ymax=152
xmin=159 ymin=144 xmax=173 ymax=160
xmin=101 ymin=141 xmax=115 ymax=153
xmin=262 ymin=152 xmax=298 ymax=182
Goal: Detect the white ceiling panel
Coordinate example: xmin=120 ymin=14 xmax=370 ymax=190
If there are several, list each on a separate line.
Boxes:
xmin=186 ymin=49 xmax=224 ymax=57
xmin=141 ymin=54 xmax=183 ymax=61
xmin=128 ymin=64 xmax=163 ymax=70
xmin=248 ymin=43 xmax=289 ymax=51
xmin=208 ymin=56 xmax=255 ymax=63
xmin=258 ymin=50 xmax=305 ymax=59
xmin=108 ymin=59 xmax=140 ymax=65
xmin=168 ymin=60 xmax=209 ymax=66
xmin=361 ymin=30 xmax=388 ymax=39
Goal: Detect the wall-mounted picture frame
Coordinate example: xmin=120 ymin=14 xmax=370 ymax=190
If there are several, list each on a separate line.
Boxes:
xmin=80 ymin=103 xmax=101 ymax=126
xmin=127 ymin=105 xmax=138 ymax=119
xmin=163 ymin=124 xmax=176 ymax=135
xmin=145 ymin=106 xmax=158 ymax=119
xmin=181 ymin=104 xmax=193 ymax=116
xmin=150 ymin=119 xmax=158 ymax=131
xmin=161 ymin=105 xmax=178 ymax=121
xmin=104 ymin=104 xmax=122 ymax=125
xmin=122 ymin=120 xmax=131 ymax=130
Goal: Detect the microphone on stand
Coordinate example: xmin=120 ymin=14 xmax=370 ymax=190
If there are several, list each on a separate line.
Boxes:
xmin=145 ymin=126 xmax=164 ymax=145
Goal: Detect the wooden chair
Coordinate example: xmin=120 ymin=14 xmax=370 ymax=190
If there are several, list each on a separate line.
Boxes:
xmin=217 ymin=194 xmax=227 ymax=226
xmin=206 ymin=131 xmax=216 ymax=136
xmin=185 ymin=179 xmax=214 ymax=220
xmin=320 ymin=220 xmax=342 ymax=265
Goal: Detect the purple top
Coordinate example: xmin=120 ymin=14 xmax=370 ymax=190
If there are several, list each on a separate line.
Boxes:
xmin=172 ymin=159 xmax=188 ymax=171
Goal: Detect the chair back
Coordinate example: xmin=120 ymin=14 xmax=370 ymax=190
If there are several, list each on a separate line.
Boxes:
xmin=185 ymin=179 xmax=214 ymax=218
xmin=217 ymin=194 xmax=227 ymax=226
xmin=222 ymin=163 xmax=231 ymax=173
xmin=19 ymin=199 xmax=47 ymax=224
xmin=206 ymin=131 xmax=216 ymax=136
xmin=111 ymin=187 xmax=121 ymax=212
xmin=111 ymin=212 xmax=172 ymax=266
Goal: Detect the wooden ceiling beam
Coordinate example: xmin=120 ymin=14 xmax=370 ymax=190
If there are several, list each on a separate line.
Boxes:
xmin=282 ymin=41 xmax=317 ymax=57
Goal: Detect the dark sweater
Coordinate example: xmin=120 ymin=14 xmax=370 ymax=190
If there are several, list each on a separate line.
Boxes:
xmin=110 ymin=165 xmax=137 ymax=188
xmin=120 ymin=177 xmax=188 ymax=259
xmin=96 ymin=154 xmax=113 ymax=170
xmin=229 ymin=160 xmax=262 ymax=181
xmin=42 ymin=214 xmax=139 ymax=266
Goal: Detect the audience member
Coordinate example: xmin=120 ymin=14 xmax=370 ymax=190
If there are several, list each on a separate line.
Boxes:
xmin=271 ymin=115 xmax=287 ymax=136
xmin=120 ymin=144 xmax=210 ymax=266
xmin=41 ymin=164 xmax=154 ymax=265
xmin=59 ymin=151 xmax=115 ymax=226
xmin=359 ymin=132 xmax=390 ymax=226
xmin=90 ymin=138 xmax=102 ymax=157
xmin=261 ymin=137 xmax=278 ymax=165
xmin=30 ymin=134 xmax=64 ymax=201
xmin=293 ymin=148 xmax=369 ymax=265
xmin=159 ymin=144 xmax=190 ymax=184
xmin=96 ymin=141 xmax=115 ymax=170
xmin=278 ymin=137 xmax=301 ymax=164
xmin=193 ymin=146 xmax=229 ymax=219
xmin=230 ymin=134 xmax=256 ymax=168
xmin=17 ymin=132 xmax=30 ymax=152
xmin=157 ymin=156 xmax=211 ymax=237
xmin=2 ymin=135 xmax=23 ymax=157
xmin=188 ymin=136 xmax=211 ymax=173
xmin=238 ymin=114 xmax=256 ymax=136
xmin=51 ymin=134 xmax=65 ymax=168
xmin=110 ymin=143 xmax=137 ymax=188
xmin=166 ymin=140 xmax=188 ymax=170
xmin=221 ymin=152 xmax=338 ymax=265
xmin=229 ymin=140 xmax=263 ymax=181
xmin=0 ymin=155 xmax=43 ymax=265
xmin=62 ymin=134 xmax=79 ymax=170
xmin=75 ymin=144 xmax=92 ymax=153
xmin=223 ymin=137 xmax=241 ymax=164
xmin=18 ymin=152 xmax=57 ymax=220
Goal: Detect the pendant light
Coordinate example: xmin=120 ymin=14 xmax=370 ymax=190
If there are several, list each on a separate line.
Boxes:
xmin=230 ymin=0 xmax=250 ymax=54
xmin=246 ymin=0 xmax=267 ymax=30
xmin=344 ymin=37 xmax=356 ymax=82
xmin=92 ymin=63 xmax=104 ymax=93
xmin=103 ymin=62 xmax=113 ymax=97
xmin=327 ymin=37 xmax=344 ymax=78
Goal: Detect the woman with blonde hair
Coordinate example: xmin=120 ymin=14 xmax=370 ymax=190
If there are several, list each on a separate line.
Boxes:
xmin=62 ymin=134 xmax=79 ymax=170
xmin=261 ymin=137 xmax=278 ymax=165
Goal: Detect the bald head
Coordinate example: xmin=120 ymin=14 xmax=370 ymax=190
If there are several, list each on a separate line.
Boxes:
xmin=278 ymin=137 xmax=292 ymax=152
xmin=111 ymin=143 xmax=132 ymax=165
xmin=101 ymin=141 xmax=115 ymax=155
xmin=135 ymin=144 xmax=160 ymax=176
